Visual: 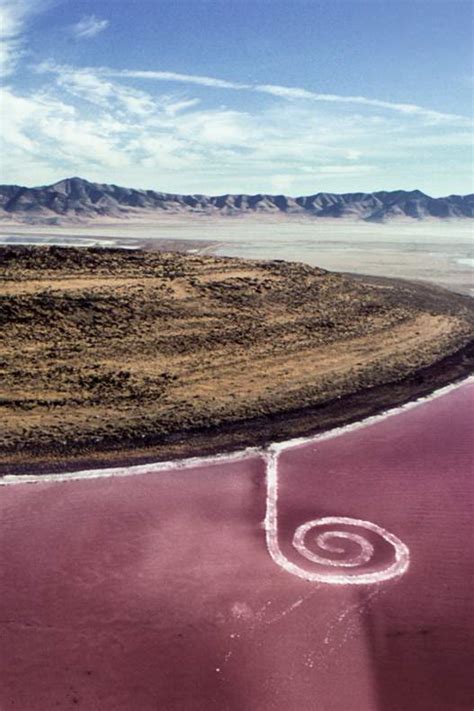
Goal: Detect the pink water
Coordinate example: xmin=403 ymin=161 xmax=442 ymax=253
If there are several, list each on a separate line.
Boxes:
xmin=1 ymin=383 xmax=473 ymax=710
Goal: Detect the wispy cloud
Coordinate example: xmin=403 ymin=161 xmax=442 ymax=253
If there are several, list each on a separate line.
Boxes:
xmin=37 ymin=61 xmax=156 ymax=116
xmin=36 ymin=61 xmax=202 ymax=118
xmin=2 ymin=8 xmax=471 ymax=196
xmin=6 ymin=71 xmax=470 ymax=196
xmin=37 ymin=60 xmax=471 ymax=128
xmin=0 ymin=0 xmax=471 ymax=196
xmin=118 ymin=69 xmax=250 ymax=90
xmin=41 ymin=60 xmax=470 ymax=125
xmin=255 ymin=84 xmax=469 ymax=125
xmin=0 ymin=0 xmax=48 ymax=77
xmin=71 ymin=14 xmax=109 ymax=39
xmin=105 ymin=68 xmax=469 ymax=125
xmin=164 ymin=98 xmax=201 ymax=116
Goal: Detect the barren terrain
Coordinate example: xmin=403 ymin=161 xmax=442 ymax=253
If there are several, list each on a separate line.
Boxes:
xmin=1 ymin=245 xmax=473 ymax=473
xmin=1 ymin=177 xmax=472 ymax=222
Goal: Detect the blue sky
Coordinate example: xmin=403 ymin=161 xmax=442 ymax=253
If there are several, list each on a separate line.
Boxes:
xmin=1 ymin=0 xmax=472 ymax=195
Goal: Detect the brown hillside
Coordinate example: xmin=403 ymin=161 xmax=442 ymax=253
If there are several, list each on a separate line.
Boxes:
xmin=1 ymin=245 xmax=473 ymax=472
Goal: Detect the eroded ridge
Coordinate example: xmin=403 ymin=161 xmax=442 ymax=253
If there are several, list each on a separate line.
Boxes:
xmin=264 ymin=448 xmax=410 ymax=585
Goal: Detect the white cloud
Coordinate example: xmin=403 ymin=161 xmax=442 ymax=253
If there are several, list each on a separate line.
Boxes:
xmin=102 ymin=68 xmax=470 ymax=125
xmin=2 ymin=76 xmax=469 ymax=194
xmin=71 ymin=14 xmax=109 ymax=39
xmin=0 ymin=0 xmax=48 ymax=77
xmin=164 ymin=98 xmax=201 ymax=116
xmin=36 ymin=61 xmax=205 ymax=119
xmin=254 ymin=84 xmax=317 ymax=101
xmin=0 ymin=86 xmax=129 ymax=181
xmin=0 ymin=0 xmax=470 ymax=196
xmin=117 ymin=69 xmax=250 ymax=90
xmin=174 ymin=109 xmax=256 ymax=146
xmin=1 ymin=36 xmax=472 ymax=195
xmin=255 ymin=83 xmax=469 ymax=124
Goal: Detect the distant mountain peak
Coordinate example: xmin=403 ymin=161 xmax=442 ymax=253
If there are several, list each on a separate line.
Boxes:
xmin=406 ymin=189 xmax=429 ymax=198
xmin=0 ymin=178 xmax=472 ymax=224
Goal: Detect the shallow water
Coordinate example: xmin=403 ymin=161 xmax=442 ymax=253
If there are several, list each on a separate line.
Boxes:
xmin=2 ymin=382 xmax=472 ymax=710
xmin=209 ymin=220 xmax=474 ymax=295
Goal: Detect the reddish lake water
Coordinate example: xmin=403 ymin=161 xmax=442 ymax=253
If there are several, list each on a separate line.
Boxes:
xmin=1 ymin=382 xmax=473 ymax=710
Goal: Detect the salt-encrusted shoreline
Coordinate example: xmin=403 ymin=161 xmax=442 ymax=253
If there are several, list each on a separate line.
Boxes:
xmin=2 ymin=337 xmax=473 ymax=478
xmin=1 ymin=247 xmax=473 ymax=476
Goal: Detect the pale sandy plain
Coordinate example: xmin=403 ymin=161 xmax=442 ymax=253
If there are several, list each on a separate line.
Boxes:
xmin=0 ymin=216 xmax=472 ymax=295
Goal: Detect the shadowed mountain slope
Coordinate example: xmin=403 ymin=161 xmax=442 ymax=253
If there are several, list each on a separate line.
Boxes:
xmin=0 ymin=177 xmax=472 ymax=223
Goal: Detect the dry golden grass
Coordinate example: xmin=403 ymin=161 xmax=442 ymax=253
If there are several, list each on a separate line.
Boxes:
xmin=1 ymin=245 xmax=473 ymax=466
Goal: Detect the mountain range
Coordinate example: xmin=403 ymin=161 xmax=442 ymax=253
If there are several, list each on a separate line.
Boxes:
xmin=0 ymin=177 xmax=472 ymax=223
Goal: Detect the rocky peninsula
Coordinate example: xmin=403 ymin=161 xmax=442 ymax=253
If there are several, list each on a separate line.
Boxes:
xmin=1 ymin=245 xmax=473 ymax=474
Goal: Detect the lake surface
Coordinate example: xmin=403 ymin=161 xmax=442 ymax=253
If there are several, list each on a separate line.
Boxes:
xmin=1 ymin=220 xmax=472 ymax=709
xmin=2 ymin=380 xmax=472 ymax=710
xmin=1 ymin=218 xmax=473 ymax=294
xmin=213 ymin=220 xmax=474 ymax=296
